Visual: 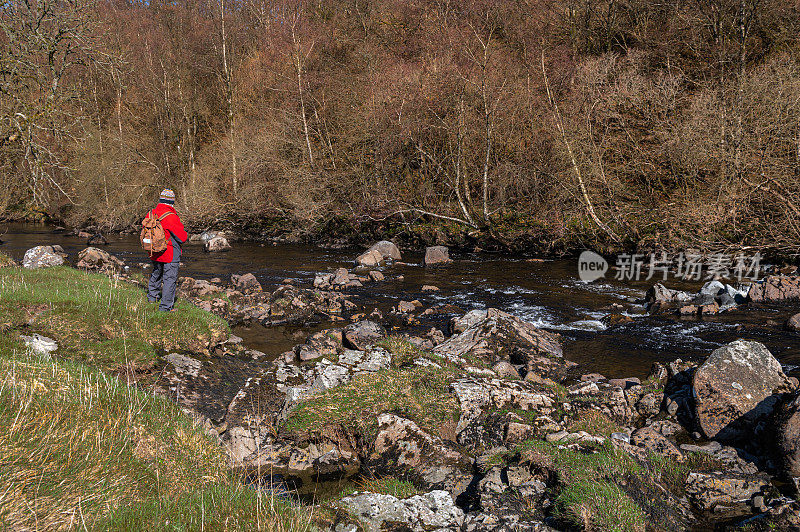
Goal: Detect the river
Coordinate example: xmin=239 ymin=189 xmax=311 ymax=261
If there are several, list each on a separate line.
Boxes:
xmin=2 ymin=222 xmax=799 ymax=380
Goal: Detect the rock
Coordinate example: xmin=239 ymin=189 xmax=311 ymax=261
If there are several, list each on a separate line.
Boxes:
xmin=631 ymin=427 xmax=683 ymax=461
xmin=685 ymin=471 xmax=772 ymax=516
xmin=332 ymin=268 xmax=351 ymax=286
xmin=777 ymin=394 xmax=800 ymax=477
xmin=76 ymin=247 xmax=124 ymax=273
xmin=693 ymin=340 xmax=792 ymax=440
xmin=450 ymin=309 xmax=489 ymax=334
xmin=424 ymin=246 xmax=452 ymax=266
xmin=205 ymin=235 xmax=232 ymax=252
xmin=748 ymin=275 xmax=800 ymax=303
xmin=451 ymin=378 xmax=557 ymax=439
xmin=355 ymin=249 xmax=383 ymax=267
xmin=645 ymin=283 xmax=691 ymax=311
xmin=679 ymin=441 xmax=722 ymax=454
xmin=21 ymin=334 xmax=58 ymax=358
xmin=365 ymin=240 xmax=402 ymax=261
xmin=396 ymin=300 xmax=417 ymax=314
xmin=369 ymin=414 xmax=474 ymax=498
xmin=22 ymin=246 xmax=64 ymax=269
xmin=422 ymin=285 xmax=439 ymax=292
xmin=232 ymin=273 xmax=262 ymax=293
xmin=198 ymin=230 xmax=222 ymax=243
xmin=608 ymin=377 xmax=640 ymax=389
xmin=343 ymin=320 xmax=386 ymax=350
xmin=580 ymin=373 xmax=606 ymax=382
xmin=435 ymin=308 xmax=566 ymax=381
xmin=635 ymin=391 xmax=663 ymax=417
xmin=504 ymin=422 xmax=535 ymax=444
xmin=368 ymin=270 xmax=384 ymax=282
xmin=314 ymin=273 xmax=333 ymax=289
xmin=787 ymin=313 xmax=800 ymax=332
xmin=601 ymin=313 xmax=633 ymax=326
xmin=338 ymin=490 xmax=463 ymax=532
xmin=493 ymin=361 xmax=521 ymax=380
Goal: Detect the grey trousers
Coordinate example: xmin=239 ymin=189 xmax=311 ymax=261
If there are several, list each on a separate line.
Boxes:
xmin=148 ymin=261 xmax=179 ymax=311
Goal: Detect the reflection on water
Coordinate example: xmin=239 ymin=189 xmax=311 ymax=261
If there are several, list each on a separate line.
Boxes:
xmin=3 ymin=222 xmax=799 ymax=379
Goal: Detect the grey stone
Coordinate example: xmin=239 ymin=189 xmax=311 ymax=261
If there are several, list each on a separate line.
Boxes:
xmin=424 ymin=246 xmax=452 ymax=266
xmin=365 ymin=240 xmax=402 ymax=261
xmin=338 ymin=490 xmax=464 ymax=532
xmin=205 ymin=235 xmax=232 ymax=252
xmin=22 ymin=246 xmax=64 ymax=269
xmin=21 ymin=334 xmax=58 ymax=358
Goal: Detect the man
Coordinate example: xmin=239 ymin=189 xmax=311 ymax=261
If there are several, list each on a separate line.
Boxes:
xmin=146 ymin=189 xmax=188 ymax=312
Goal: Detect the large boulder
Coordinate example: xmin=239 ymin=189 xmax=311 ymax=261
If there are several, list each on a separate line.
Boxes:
xmin=748 ymin=275 xmax=800 ymax=303
xmin=22 ymin=246 xmax=64 ymax=269
xmin=435 ymin=308 xmax=566 ymax=381
xmin=338 ymin=490 xmax=464 ymax=532
xmin=343 ymin=320 xmax=386 ymax=350
xmin=366 ymin=240 xmax=402 ymax=261
xmin=777 ymin=394 xmax=800 ymax=478
xmin=424 ymin=246 xmax=452 ymax=266
xmin=76 ymin=247 xmax=124 ymax=273
xmin=693 ymin=340 xmax=792 ymax=440
xmin=205 ymin=235 xmax=232 ymax=252
xmin=368 ymin=414 xmax=474 ymax=499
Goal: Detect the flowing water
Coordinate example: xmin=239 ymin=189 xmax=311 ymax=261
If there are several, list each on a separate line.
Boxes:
xmin=3 ymin=222 xmax=800 ymax=380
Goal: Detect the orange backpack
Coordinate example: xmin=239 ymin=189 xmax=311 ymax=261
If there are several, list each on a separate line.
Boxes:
xmin=140 ymin=211 xmax=173 ymax=256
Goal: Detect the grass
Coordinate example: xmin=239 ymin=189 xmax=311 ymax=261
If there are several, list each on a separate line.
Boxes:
xmin=353 ymin=476 xmax=423 ymax=499
xmin=0 ymin=266 xmax=229 ymax=371
xmin=565 ymin=410 xmax=623 ymax=437
xmin=284 ymin=364 xmax=461 ymax=441
xmin=517 ymin=439 xmax=647 ymax=531
xmin=0 ymin=347 xmax=314 ymax=531
xmin=375 ymin=335 xmax=425 ymax=368
xmin=648 ymin=451 xmax=726 ymax=496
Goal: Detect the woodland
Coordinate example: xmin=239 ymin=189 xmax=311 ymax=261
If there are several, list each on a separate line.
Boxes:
xmin=2 ymin=0 xmax=800 ymax=253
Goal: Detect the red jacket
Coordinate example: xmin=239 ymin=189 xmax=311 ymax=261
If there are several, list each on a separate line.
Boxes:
xmin=147 ymin=203 xmax=188 ymax=263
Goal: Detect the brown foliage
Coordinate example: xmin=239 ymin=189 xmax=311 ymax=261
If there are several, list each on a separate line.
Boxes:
xmin=2 ymin=0 xmax=800 ymax=251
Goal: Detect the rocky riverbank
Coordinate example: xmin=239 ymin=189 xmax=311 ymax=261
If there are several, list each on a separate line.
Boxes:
xmin=4 ymin=244 xmax=800 ymax=531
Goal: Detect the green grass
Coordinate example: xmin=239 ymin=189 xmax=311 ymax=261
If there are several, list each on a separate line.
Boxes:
xmin=354 ymin=476 xmax=423 ymax=499
xmin=0 ymin=348 xmax=313 ymax=531
xmin=517 ymin=440 xmax=647 ymax=531
xmin=556 ymin=480 xmax=647 ymax=532
xmin=375 ymin=336 xmax=424 ymax=368
xmin=284 ymin=364 xmax=461 ymax=441
xmin=648 ymin=451 xmax=726 ymax=496
xmin=565 ymin=410 xmax=623 ymax=437
xmin=0 ymin=266 xmax=229 ymax=371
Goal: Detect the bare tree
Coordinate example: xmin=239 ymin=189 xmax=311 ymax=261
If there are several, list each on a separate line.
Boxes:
xmin=0 ymin=0 xmax=110 ymax=208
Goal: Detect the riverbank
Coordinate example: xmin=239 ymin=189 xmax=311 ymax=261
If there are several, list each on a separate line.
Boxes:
xmin=3 ymin=246 xmax=800 ymax=530
xmin=0 ymin=254 xmax=316 ymax=530
xmin=7 ymin=208 xmax=800 ymax=261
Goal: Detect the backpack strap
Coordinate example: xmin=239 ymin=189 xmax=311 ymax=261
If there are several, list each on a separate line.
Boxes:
xmin=157 ymin=212 xmax=174 ymax=222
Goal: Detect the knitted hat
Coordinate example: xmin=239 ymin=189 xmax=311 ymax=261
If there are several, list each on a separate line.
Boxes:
xmin=159 ymin=188 xmax=175 ymax=205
